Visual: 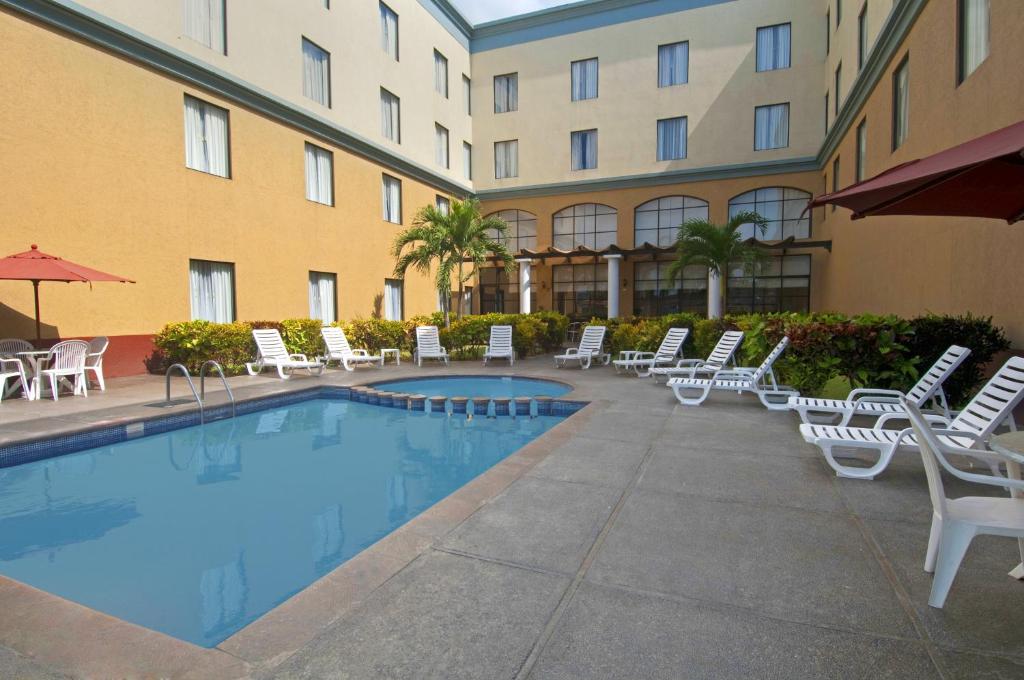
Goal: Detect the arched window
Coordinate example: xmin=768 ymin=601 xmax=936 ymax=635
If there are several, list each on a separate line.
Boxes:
xmin=487 ymin=209 xmax=537 ymax=252
xmin=634 ymin=196 xmax=709 ymax=247
xmin=552 ymin=204 xmax=617 ymax=250
xmin=727 ymin=187 xmax=811 ymax=240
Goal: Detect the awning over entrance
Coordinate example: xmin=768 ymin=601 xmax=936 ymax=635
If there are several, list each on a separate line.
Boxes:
xmin=478 ymin=238 xmax=832 ymax=264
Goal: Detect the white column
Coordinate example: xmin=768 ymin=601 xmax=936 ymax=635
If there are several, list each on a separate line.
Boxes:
xmin=516 ymin=258 xmax=532 ymax=314
xmin=707 ymin=270 xmax=722 ymax=319
xmin=604 ymin=254 xmax=622 ymax=318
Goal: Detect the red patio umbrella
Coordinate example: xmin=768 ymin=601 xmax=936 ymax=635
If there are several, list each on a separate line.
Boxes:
xmin=808 ymin=118 xmax=1024 ymax=223
xmin=0 ymin=245 xmax=134 ymax=341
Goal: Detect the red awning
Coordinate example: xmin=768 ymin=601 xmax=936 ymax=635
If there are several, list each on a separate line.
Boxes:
xmin=809 ymin=119 xmax=1024 ymax=223
xmin=0 ymin=244 xmax=134 ymax=283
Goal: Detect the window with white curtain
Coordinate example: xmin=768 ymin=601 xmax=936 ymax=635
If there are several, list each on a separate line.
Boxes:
xmin=435 ymin=195 xmax=450 ymax=215
xmin=322 ymin=0 xmax=329 ymax=8
xmin=463 ymin=142 xmax=472 ymax=180
xmin=380 ymin=88 xmax=400 ymax=143
xmin=462 ymin=75 xmax=471 ymax=115
xmin=384 ymin=279 xmax=403 ymax=320
xmin=382 ymin=174 xmax=402 ymax=223
xmin=656 ymin=117 xmax=687 ymax=161
xmin=892 ymin=57 xmax=909 ymax=149
xmin=189 ymin=259 xmax=235 ymax=322
xmin=756 ymin=23 xmax=791 ymax=71
xmin=304 ymin=143 xmax=333 ymax=206
xmin=834 ymin=62 xmax=842 ymax=115
xmin=494 ymin=140 xmax=518 ymax=179
xmin=433 ymin=50 xmax=448 ymax=97
xmin=858 ymin=4 xmax=868 ymax=70
xmin=183 ymin=0 xmax=225 ymax=54
xmin=657 ymin=42 xmax=688 ymax=87
xmin=570 ymin=58 xmax=598 ymax=101
xmin=958 ymin=0 xmax=989 ymax=83
xmin=308 ymin=271 xmax=337 ymax=323
xmin=856 ymin=119 xmax=867 ymax=181
xmin=184 ymin=95 xmax=230 ymax=177
xmin=494 ymin=73 xmax=518 ymax=113
xmin=380 ymin=2 xmax=398 ymax=61
xmin=754 ymin=103 xmax=789 ymax=150
xmin=571 ymin=129 xmax=597 ymax=170
xmin=435 ymin=124 xmax=449 ymax=168
xmin=302 ymin=38 xmax=331 ymax=107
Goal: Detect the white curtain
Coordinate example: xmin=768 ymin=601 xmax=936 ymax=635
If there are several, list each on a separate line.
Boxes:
xmin=435 ymin=124 xmax=449 ymax=168
xmin=384 ymin=280 xmax=403 ymax=320
xmin=183 ymin=0 xmax=225 ymax=53
xmin=754 ymin=104 xmax=789 ymax=150
xmin=434 ymin=50 xmax=448 ymax=96
xmin=657 ymin=42 xmax=688 ymax=87
xmin=571 ymin=58 xmax=598 ymax=100
xmin=657 ymin=117 xmax=687 ymax=161
xmin=304 ymin=143 xmax=333 ymax=205
xmin=302 ymin=39 xmax=330 ymax=106
xmin=962 ymin=0 xmax=989 ymax=78
xmin=494 ymin=73 xmax=518 ymax=113
xmin=308 ymin=272 xmax=336 ymax=323
xmin=463 ymin=142 xmax=472 ymax=180
xmin=571 ymin=130 xmax=597 ymax=170
xmin=380 ymin=89 xmax=399 ymax=142
xmin=190 ymin=260 xmax=234 ymax=322
xmin=184 ymin=96 xmax=229 ymax=177
xmin=756 ymin=24 xmax=791 ymax=71
xmin=494 ymin=140 xmax=517 ymax=179
xmin=435 ymin=196 xmax=450 ymax=215
xmin=894 ymin=63 xmax=909 ymax=146
xmin=380 ymin=2 xmax=398 ymax=60
xmin=382 ymin=175 xmax=401 ymax=222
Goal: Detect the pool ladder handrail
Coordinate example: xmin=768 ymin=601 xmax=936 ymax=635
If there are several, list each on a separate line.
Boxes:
xmin=166 ymin=363 xmax=204 ymax=423
xmin=164 ymin=361 xmax=236 ymax=424
xmin=200 ymin=360 xmax=236 ymax=419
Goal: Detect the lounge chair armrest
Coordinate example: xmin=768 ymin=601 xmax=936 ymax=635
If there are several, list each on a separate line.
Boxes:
xmin=848 ymin=388 xmax=905 ymax=400
xmin=629 ymin=351 xmax=655 ymax=361
xmin=876 ymin=411 xmax=949 ymax=429
xmin=351 ymin=349 xmax=370 ymax=356
xmin=852 ymin=395 xmax=903 ymax=406
xmin=289 ymin=353 xmax=310 ymax=362
xmin=563 ymin=348 xmax=580 ymax=356
xmin=710 ymin=369 xmax=755 ymax=381
xmin=673 ymin=359 xmax=707 ymax=368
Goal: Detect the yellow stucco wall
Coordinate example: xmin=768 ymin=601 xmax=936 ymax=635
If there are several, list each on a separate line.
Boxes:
xmin=0 ymin=9 xmax=442 ymax=339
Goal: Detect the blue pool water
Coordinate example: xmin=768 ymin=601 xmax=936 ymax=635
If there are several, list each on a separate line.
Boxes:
xmin=372 ymin=375 xmax=570 ymax=399
xmin=0 ymin=399 xmax=560 ymax=647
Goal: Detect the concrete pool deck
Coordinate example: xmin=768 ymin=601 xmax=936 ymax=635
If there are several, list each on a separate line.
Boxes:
xmin=0 ymin=356 xmax=1022 ymax=678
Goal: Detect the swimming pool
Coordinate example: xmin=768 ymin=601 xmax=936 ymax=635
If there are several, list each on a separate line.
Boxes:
xmin=0 ymin=399 xmax=562 ymax=647
xmin=371 ymin=375 xmax=570 ymax=399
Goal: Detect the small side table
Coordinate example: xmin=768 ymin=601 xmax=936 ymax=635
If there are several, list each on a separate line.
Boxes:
xmin=990 ymin=431 xmax=1024 ymax=580
xmin=381 ymin=348 xmax=400 ymax=366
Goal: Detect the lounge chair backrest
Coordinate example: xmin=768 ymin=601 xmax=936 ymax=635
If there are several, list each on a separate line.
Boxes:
xmin=321 ymin=326 xmax=354 ymax=358
xmin=655 ymin=328 xmax=689 ymax=360
xmin=416 ymin=326 xmax=443 ymax=354
xmin=751 ymin=336 xmax=789 ymax=383
xmin=578 ymin=326 xmax=606 ymax=355
xmin=906 ymin=345 xmax=971 ymax=406
xmin=0 ymin=338 xmax=33 ymax=355
xmin=950 ymin=356 xmax=1024 ymax=437
xmin=707 ymin=330 xmax=744 ymax=366
xmin=489 ymin=325 xmax=513 ymax=350
xmin=252 ymin=329 xmax=290 ymax=360
xmin=45 ymin=340 xmax=89 ymax=372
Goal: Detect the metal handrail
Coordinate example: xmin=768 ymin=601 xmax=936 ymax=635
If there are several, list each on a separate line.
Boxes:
xmin=166 ymin=363 xmax=203 ymax=423
xmin=200 ymin=360 xmax=236 ymax=419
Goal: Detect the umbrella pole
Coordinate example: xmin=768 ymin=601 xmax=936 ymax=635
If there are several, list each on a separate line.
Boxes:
xmin=33 ymin=279 xmax=41 ymax=342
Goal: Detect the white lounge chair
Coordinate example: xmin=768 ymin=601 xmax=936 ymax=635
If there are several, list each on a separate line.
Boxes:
xmin=84 ymin=336 xmax=109 ymax=391
xmin=0 ymin=356 xmax=31 ymax=402
xmin=789 ymin=345 xmax=971 ymax=426
xmin=554 ymin=325 xmax=609 ymax=369
xmin=668 ymin=337 xmax=796 ymax=409
xmin=246 ymin=329 xmax=325 ymax=379
xmin=903 ymin=398 xmax=1024 ymax=609
xmin=483 ymin=325 xmax=514 ymax=366
xmin=613 ymin=327 xmax=689 ymax=377
xmin=414 ymin=326 xmax=449 ymax=366
xmin=650 ymin=330 xmax=744 ymax=381
xmin=321 ymin=326 xmax=383 ymax=370
xmin=34 ymin=340 xmax=90 ymax=401
xmin=800 ymin=356 xmax=1024 ymax=480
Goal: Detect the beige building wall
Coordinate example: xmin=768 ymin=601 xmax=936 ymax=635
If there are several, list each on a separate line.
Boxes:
xmin=824 ymin=0 xmax=895 ymax=123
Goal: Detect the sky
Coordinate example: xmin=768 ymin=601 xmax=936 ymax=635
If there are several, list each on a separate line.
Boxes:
xmin=449 ymin=0 xmax=574 ymax=24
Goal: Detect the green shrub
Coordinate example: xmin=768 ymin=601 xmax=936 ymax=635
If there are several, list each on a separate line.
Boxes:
xmin=338 ymin=318 xmax=412 ymax=354
xmin=153 ymin=320 xmax=255 ymax=375
xmin=281 ymin=318 xmax=325 ymax=358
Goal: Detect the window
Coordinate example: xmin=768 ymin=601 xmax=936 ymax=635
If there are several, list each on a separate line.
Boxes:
xmin=322 ymin=0 xmax=329 ymax=8
xmin=488 ymin=209 xmax=537 ymax=251
xmin=433 ymin=50 xmax=448 ymax=97
xmin=302 ymin=38 xmax=331 ymax=107
xmin=189 ymin=259 xmax=234 ymax=322
xmin=553 ymin=264 xmax=607 ymax=319
xmin=463 ymin=142 xmax=472 ymax=180
xmin=824 ymin=93 xmax=830 ymax=131
xmin=184 ymin=95 xmax=230 ymax=177
xmin=570 ymin=58 xmax=598 ymax=101
xmin=183 ymin=0 xmax=225 ymax=54
xmin=304 ymin=143 xmax=334 ymax=206
xmin=727 ymin=255 xmax=810 ymax=313
xmin=383 ymin=279 xmax=403 ymax=320
xmin=754 ymin=103 xmax=789 ymax=150
xmin=728 ymin=187 xmax=811 ymax=240
xmin=756 ymin=24 xmax=791 ymax=71
xmin=435 ymin=195 xmax=450 ymax=215
xmin=553 ymin=204 xmax=617 ymax=250
xmin=479 ymin=267 xmax=535 ymax=314
xmin=494 ymin=73 xmax=518 ymax=113
xmin=380 ymin=2 xmax=398 ymax=60
xmin=435 ymin=123 xmax=449 ymax=168
xmin=494 ymin=140 xmax=518 ymax=179
xmin=958 ymin=0 xmax=989 ymax=83
xmin=834 ymin=63 xmax=842 ymax=115
xmin=892 ymin=56 xmax=909 ymax=149
xmin=635 ymin=196 xmax=709 ymax=248
xmin=571 ymin=129 xmax=598 ymax=170
xmin=382 ymin=174 xmax=401 ymax=223
xmin=380 ymin=88 xmax=400 ymax=143
xmin=836 ymin=0 xmax=842 ymax=25
xmin=635 ymin=261 xmax=707 ymax=316
xmin=308 ymin=271 xmax=337 ymax=323
xmin=832 ymin=157 xmax=840 ymax=210
xmin=656 ymin=117 xmax=687 ymax=161
xmin=856 ymin=119 xmax=867 ymax=181
xmin=657 ymin=42 xmax=688 ymax=87
xmin=858 ymin=3 xmax=868 ymax=70
xmin=462 ymin=75 xmax=471 ymax=115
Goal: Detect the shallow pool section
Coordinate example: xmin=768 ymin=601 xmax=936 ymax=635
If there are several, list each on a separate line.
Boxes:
xmin=371 ymin=375 xmax=570 ymax=399
xmin=0 ymin=399 xmax=560 ymax=647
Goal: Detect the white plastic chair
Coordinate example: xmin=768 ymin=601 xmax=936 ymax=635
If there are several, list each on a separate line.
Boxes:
xmin=0 ymin=338 xmax=34 ymax=355
xmin=83 ymin=336 xmax=109 ymax=391
xmin=321 ymin=327 xmax=383 ymax=371
xmin=554 ymin=326 xmax=609 ymax=369
xmin=245 ymin=329 xmax=325 ymax=379
xmin=613 ymin=328 xmax=689 ymax=377
xmin=0 ymin=357 xmax=31 ymax=402
xmin=414 ymin=326 xmax=449 ymax=366
xmin=650 ymin=330 xmax=744 ymax=381
xmin=903 ymin=398 xmax=1024 ymax=608
xmin=668 ymin=336 xmax=797 ymax=409
xmin=34 ymin=340 xmax=90 ymax=401
xmin=483 ymin=325 xmax=514 ymax=366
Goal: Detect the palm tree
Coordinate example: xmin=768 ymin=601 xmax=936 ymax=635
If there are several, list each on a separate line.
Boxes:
xmin=667 ymin=211 xmax=769 ymax=318
xmin=391 ymin=198 xmax=514 ymax=326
